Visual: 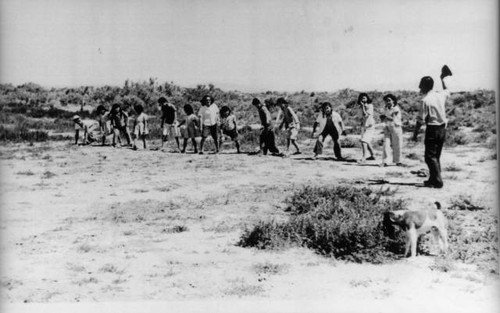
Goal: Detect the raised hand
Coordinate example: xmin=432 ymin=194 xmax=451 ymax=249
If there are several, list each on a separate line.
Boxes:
xmin=441 ymin=65 xmax=452 ymax=79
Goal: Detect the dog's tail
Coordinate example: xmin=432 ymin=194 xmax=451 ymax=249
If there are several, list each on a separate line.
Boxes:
xmin=434 ymin=201 xmax=441 ymax=210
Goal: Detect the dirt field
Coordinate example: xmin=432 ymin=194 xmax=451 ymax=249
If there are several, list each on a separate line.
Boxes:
xmin=0 ymin=133 xmax=498 ymax=312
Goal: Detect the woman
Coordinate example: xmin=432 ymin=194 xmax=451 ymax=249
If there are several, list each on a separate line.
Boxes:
xmin=380 ymin=94 xmax=403 ymax=166
xmin=311 ymin=102 xmax=345 ymax=160
xmin=358 ymin=93 xmax=376 ymax=163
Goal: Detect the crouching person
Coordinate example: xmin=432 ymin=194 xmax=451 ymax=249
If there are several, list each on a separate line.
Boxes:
xmin=72 ymin=115 xmax=101 ymax=145
xmin=312 ymin=102 xmax=345 ymax=160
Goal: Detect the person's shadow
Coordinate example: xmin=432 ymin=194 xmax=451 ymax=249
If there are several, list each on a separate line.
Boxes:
xmin=293 ymin=156 xmax=357 ymax=162
xmin=356 ymin=179 xmax=427 ymax=187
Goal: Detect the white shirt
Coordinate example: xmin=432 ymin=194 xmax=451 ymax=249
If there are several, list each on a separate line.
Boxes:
xmin=74 ymin=119 xmax=99 ymax=131
xmin=199 ymin=103 xmax=219 ymax=126
xmin=417 ymin=76 xmax=452 ymax=126
xmin=315 ymin=111 xmax=344 ymax=136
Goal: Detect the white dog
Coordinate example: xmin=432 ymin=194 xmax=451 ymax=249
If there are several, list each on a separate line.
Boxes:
xmin=383 ymin=201 xmax=448 ymax=258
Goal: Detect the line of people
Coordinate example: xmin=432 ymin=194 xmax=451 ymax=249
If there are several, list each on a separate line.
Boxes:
xmin=73 ymin=92 xmax=407 ymax=163
xmin=73 ymin=65 xmax=452 ymax=188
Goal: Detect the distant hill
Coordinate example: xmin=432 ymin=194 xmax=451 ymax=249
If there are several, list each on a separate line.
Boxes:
xmin=0 ymin=80 xmax=496 ymax=146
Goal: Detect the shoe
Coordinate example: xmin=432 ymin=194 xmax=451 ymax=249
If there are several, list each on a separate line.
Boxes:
xmin=293 ymin=151 xmax=302 ymax=155
xmin=396 ymin=162 xmax=405 ymax=167
xmin=357 ymin=159 xmax=366 ymax=164
xmin=366 ymin=156 xmax=376 ymax=161
xmin=199 ymin=151 xmax=204 ymax=155
xmin=379 ymin=163 xmax=388 ymax=167
xmin=423 ymin=180 xmax=443 ymax=188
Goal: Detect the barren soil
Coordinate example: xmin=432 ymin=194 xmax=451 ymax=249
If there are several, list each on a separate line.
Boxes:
xmin=0 ymin=133 xmax=498 ymax=312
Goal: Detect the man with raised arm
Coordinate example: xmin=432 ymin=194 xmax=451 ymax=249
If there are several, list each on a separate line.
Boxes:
xmin=413 ymin=65 xmax=453 ymax=189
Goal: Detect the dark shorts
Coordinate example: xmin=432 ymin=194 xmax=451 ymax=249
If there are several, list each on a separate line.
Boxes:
xmin=202 ymin=125 xmax=218 ymax=139
xmin=222 ymin=128 xmax=238 ymax=140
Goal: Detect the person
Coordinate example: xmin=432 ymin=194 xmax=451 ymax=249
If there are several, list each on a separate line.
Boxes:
xmin=158 ymin=96 xmax=181 ymax=151
xmin=412 ymin=65 xmax=452 ymax=188
xmin=178 ymin=104 xmax=199 ymax=153
xmin=108 ymin=103 xmax=132 ymax=147
xmin=275 ymin=97 xmax=301 ymax=156
xmin=311 ymin=102 xmax=345 ymax=160
xmin=198 ymin=95 xmax=220 ymax=154
xmin=132 ymin=104 xmax=148 ymax=150
xmin=219 ymin=106 xmax=241 ymax=153
xmin=380 ymin=94 xmax=403 ymax=167
xmin=72 ymin=115 xmax=101 ymax=145
xmin=357 ymin=93 xmax=376 ymax=163
xmin=252 ymin=98 xmax=281 ymax=156
xmin=96 ymin=104 xmax=111 ymax=146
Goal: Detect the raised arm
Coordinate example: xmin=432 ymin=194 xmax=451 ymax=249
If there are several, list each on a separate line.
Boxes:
xmin=440 ymin=65 xmax=452 ymax=90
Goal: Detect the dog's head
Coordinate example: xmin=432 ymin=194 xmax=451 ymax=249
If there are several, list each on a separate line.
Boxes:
xmin=382 ymin=210 xmax=409 ymax=239
xmin=383 ymin=211 xmax=398 ymax=239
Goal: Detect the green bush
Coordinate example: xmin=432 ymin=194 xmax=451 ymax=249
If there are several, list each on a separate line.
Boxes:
xmin=239 ymin=185 xmax=408 ymax=263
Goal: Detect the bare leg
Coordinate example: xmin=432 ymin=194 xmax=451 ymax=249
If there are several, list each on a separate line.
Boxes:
xmin=199 ymin=137 xmax=206 ymax=154
xmin=175 ymin=137 xmax=181 ymax=151
xmin=182 ymin=138 xmax=187 ymax=153
xmin=192 ymin=138 xmax=198 ymax=153
xmin=367 ymin=142 xmax=374 ymax=158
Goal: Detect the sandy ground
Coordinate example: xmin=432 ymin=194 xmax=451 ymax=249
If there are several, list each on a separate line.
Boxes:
xmin=0 ymin=134 xmax=498 ymax=312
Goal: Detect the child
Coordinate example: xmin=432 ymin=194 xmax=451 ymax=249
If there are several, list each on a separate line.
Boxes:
xmin=132 ymin=104 xmax=148 ymax=150
xmin=72 ymin=115 xmax=101 ymax=145
xmin=198 ymin=95 xmax=220 ymax=154
xmin=96 ymin=104 xmax=111 ymax=146
xmin=219 ymin=106 xmax=241 ymax=153
xmin=380 ymin=94 xmax=403 ymax=167
xmin=109 ymin=103 xmax=132 ymax=147
xmin=276 ymin=97 xmax=301 ymax=156
xmin=311 ymin=102 xmax=345 ymax=160
xmin=158 ymin=96 xmax=181 ymax=151
xmin=357 ymin=93 xmax=376 ymax=163
xmin=178 ymin=104 xmax=199 ymax=153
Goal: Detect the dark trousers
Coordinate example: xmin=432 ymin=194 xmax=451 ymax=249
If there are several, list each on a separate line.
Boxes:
xmin=259 ymin=128 xmax=280 ymax=155
xmin=314 ymin=129 xmax=342 ymax=159
xmin=424 ymin=124 xmax=446 ymax=187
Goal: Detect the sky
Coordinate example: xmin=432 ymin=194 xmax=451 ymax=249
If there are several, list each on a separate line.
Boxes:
xmin=0 ymin=0 xmax=497 ymax=92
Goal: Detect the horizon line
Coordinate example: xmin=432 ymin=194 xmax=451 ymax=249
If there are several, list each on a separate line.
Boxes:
xmin=0 ymin=80 xmax=495 ymax=94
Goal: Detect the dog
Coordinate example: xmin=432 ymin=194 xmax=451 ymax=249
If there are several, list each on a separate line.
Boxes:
xmin=383 ymin=201 xmax=448 ymax=258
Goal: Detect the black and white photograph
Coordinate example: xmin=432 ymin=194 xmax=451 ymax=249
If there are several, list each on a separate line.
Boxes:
xmin=0 ymin=0 xmax=498 ymax=312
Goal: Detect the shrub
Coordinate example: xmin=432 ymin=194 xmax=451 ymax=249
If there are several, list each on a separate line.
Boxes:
xmin=449 ymin=194 xmax=487 ymax=211
xmin=239 ymin=185 xmax=408 ymax=263
xmin=445 ymin=128 xmax=470 ymax=147
xmin=341 ymin=136 xmax=358 ymax=148
xmin=444 ymin=209 xmax=498 ymax=274
xmin=0 ymin=125 xmax=48 ymax=142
